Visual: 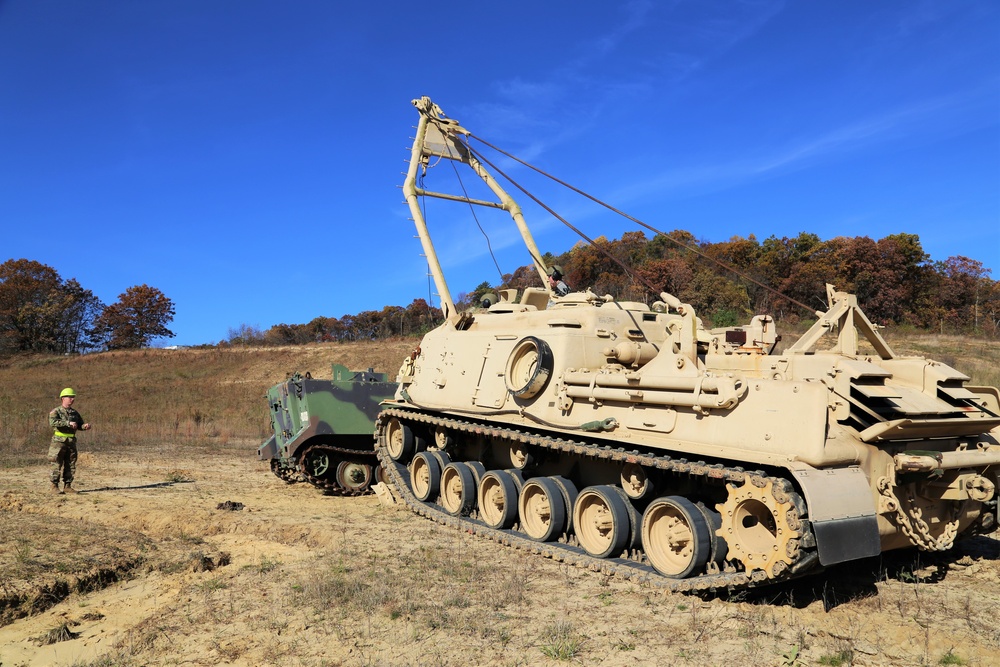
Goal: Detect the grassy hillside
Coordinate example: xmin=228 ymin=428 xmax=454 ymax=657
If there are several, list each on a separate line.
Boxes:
xmin=1 ymin=330 xmax=997 ymax=468
xmin=0 ymin=339 xmax=416 ymax=467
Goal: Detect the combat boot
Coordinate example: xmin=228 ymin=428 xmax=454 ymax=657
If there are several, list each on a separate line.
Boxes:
xmin=50 ymin=482 xmax=61 ymax=494
xmin=63 ymin=484 xmax=77 ymax=494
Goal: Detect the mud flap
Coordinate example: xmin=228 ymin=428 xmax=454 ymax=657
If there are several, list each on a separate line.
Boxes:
xmin=788 ymin=465 xmax=881 ymax=566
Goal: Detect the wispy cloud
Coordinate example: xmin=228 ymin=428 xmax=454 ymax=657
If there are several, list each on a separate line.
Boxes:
xmin=611 ymin=83 xmax=999 ymax=205
xmin=470 ymin=2 xmax=785 ymax=163
xmin=417 ymin=3 xmax=791 ymax=269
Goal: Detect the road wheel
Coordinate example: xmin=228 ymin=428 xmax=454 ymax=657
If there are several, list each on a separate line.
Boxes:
xmin=411 ymin=452 xmax=443 ymax=502
xmin=573 ymin=485 xmax=636 ymax=558
xmin=479 ymin=470 xmax=521 ymax=529
xmin=440 ymin=462 xmax=478 ymax=516
xmin=641 ymin=496 xmax=712 ymax=578
xmin=335 ymin=461 xmax=374 ymax=494
xmin=519 ymin=477 xmax=568 ymax=542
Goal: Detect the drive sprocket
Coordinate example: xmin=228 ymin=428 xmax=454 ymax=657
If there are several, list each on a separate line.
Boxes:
xmin=716 ymin=476 xmax=803 ymax=579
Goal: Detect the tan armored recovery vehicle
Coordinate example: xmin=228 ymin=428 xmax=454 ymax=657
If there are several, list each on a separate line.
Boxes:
xmin=374 ymin=97 xmax=1000 ymax=591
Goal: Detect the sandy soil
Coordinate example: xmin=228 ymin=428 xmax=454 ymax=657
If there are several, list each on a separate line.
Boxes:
xmin=2 ymin=446 xmax=1000 ymax=667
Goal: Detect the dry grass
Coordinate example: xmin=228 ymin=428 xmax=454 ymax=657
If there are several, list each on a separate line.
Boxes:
xmin=887 ymin=332 xmax=1000 ymax=389
xmin=4 ymin=450 xmax=1000 ymax=666
xmin=1 ymin=333 xmax=995 ymax=469
xmin=48 ymin=509 xmax=546 ymax=667
xmin=0 ymin=340 xmax=416 ymax=467
xmin=3 ymin=333 xmax=1000 ymax=666
xmin=0 ymin=513 xmax=154 ymax=626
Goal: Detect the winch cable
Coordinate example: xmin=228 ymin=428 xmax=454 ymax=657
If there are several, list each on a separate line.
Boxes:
xmin=462 ymin=143 xmax=652 ymax=294
xmin=466 ymin=133 xmax=818 ymax=317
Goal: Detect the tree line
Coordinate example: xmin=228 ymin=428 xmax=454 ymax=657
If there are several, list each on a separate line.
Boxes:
xmin=532 ymin=230 xmax=997 ymax=334
xmin=224 ymin=298 xmax=443 ymax=346
xmin=0 ymin=259 xmax=176 ymax=355
xmin=6 ymin=228 xmax=996 ymax=355
xmin=231 ymin=229 xmax=996 ymax=345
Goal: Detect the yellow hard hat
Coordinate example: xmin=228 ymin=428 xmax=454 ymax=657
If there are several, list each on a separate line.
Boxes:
xmin=59 ymin=387 xmax=76 ymax=398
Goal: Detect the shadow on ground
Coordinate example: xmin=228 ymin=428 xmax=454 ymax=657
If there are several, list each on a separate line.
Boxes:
xmin=715 ymin=534 xmax=1000 ymax=611
xmin=78 ymin=480 xmax=195 ymax=493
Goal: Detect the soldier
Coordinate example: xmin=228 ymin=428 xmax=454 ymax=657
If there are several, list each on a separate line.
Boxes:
xmin=548 ymin=265 xmax=571 ymax=297
xmin=48 ymin=387 xmax=91 ymax=494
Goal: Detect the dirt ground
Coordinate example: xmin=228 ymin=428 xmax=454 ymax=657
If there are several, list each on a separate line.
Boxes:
xmin=2 ymin=446 xmax=1000 ymax=667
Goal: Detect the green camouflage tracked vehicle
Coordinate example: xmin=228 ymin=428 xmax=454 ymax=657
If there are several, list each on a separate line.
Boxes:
xmin=373 ymin=97 xmax=1000 ymax=592
xmin=259 ymin=364 xmax=396 ymax=495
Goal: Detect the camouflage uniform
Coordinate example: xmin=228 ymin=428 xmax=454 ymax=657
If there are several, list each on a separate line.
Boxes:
xmin=49 ymin=405 xmax=84 ymax=486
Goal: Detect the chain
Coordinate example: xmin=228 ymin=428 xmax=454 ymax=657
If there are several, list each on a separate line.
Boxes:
xmin=881 ymin=483 xmax=962 ymax=551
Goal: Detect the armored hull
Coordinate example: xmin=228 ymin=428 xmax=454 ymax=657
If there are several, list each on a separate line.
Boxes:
xmin=374 ymin=97 xmax=1000 ymax=590
xmin=259 ymin=364 xmax=396 ymax=495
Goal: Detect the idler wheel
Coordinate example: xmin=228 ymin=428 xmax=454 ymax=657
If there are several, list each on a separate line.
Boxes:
xmin=504 ymin=336 xmax=554 ymax=399
xmin=573 ymin=485 xmax=638 ymax=559
xmin=519 ymin=477 xmax=569 ymax=542
xmin=440 ymin=462 xmax=478 ymax=516
xmin=641 ymin=496 xmax=712 ymax=578
xmin=383 ymin=418 xmax=415 ymax=462
xmin=335 ymin=461 xmax=374 ymax=494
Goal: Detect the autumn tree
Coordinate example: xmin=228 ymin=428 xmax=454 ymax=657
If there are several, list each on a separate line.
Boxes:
xmin=403 ymin=298 xmax=441 ymax=334
xmin=225 ymin=323 xmax=266 ymax=346
xmin=680 ymin=269 xmax=751 ymax=325
xmin=455 ymin=281 xmax=496 ymax=311
xmin=0 ymin=259 xmax=63 ymax=352
xmin=246 ymin=230 xmax=998 ymax=343
xmin=635 ymin=258 xmax=694 ymax=299
xmin=646 ymin=230 xmax=699 ymax=261
xmin=936 ymin=256 xmax=993 ymax=332
xmin=263 ymin=322 xmax=314 ymax=345
xmin=95 ymin=284 xmax=176 ymax=349
xmin=0 ymin=259 xmax=105 ymax=354
xmin=705 ymin=235 xmax=772 ymax=311
xmin=501 ymin=265 xmax=545 ymax=292
xmin=563 ymin=236 xmax=618 ymax=292
xmin=59 ymin=279 xmax=105 ymax=353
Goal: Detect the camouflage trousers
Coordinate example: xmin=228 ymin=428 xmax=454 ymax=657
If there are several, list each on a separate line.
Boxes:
xmin=49 ymin=439 xmax=78 ymax=485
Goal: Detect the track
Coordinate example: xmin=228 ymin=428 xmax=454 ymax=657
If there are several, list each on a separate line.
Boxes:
xmin=291 ymin=442 xmax=381 ymax=496
xmin=375 ymin=406 xmax=818 ymax=592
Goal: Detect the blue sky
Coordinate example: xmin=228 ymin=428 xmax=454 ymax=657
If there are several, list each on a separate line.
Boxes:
xmin=1 ymin=1 xmax=997 ymax=346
